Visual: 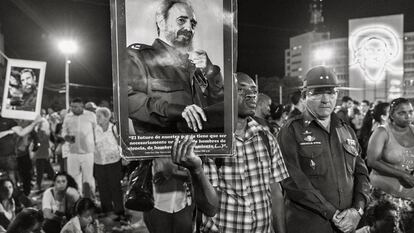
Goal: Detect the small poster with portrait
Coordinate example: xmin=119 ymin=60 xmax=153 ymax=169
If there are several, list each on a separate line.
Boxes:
xmin=110 ymin=0 xmax=237 ymax=159
xmin=1 ymin=59 xmax=46 ymax=120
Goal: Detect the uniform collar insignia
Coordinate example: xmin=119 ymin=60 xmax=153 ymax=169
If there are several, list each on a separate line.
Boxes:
xmin=303 ymin=130 xmax=312 ymax=135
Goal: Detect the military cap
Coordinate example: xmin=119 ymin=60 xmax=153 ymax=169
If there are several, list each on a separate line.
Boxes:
xmin=302 ymin=66 xmax=340 ymax=89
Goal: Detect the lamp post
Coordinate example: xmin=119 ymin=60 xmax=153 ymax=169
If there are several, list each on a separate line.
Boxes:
xmin=314 ymin=48 xmax=333 ymax=66
xmin=58 ymin=40 xmax=78 ymax=109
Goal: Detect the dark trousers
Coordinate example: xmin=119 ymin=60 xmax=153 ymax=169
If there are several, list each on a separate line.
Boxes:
xmin=94 ymin=161 xmax=124 ymax=215
xmin=16 ymin=151 xmax=33 ymax=196
xmin=143 ymin=204 xmax=195 ymax=233
xmin=35 ymin=158 xmax=54 ymax=188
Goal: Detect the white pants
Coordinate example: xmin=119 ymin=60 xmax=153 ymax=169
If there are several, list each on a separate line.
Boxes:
xmin=67 ymin=152 xmax=95 ymax=199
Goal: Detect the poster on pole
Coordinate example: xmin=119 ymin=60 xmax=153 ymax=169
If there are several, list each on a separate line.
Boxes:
xmin=1 ymin=59 xmax=46 ymax=120
xmin=110 ymin=0 xmax=237 ymax=159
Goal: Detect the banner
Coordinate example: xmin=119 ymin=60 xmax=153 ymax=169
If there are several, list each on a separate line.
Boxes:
xmin=110 ymin=0 xmax=237 ymax=159
xmin=349 ymin=14 xmax=404 ymax=101
xmin=1 ymin=59 xmax=46 ymax=120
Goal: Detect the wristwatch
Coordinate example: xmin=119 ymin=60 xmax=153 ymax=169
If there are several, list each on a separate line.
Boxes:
xmin=354 ymin=207 xmax=364 ymax=216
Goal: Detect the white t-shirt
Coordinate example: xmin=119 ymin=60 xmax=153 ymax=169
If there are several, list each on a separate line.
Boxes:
xmin=42 ymin=187 xmax=80 ymax=213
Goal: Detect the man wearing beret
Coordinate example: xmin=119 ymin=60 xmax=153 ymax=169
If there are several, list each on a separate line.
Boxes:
xmin=277 ymin=66 xmax=370 ymax=233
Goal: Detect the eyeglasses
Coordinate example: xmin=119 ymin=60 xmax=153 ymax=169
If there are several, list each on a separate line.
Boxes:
xmin=306 ymin=88 xmax=338 ymax=99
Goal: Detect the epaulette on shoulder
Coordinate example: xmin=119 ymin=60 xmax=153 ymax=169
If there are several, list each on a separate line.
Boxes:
xmin=128 ymin=43 xmax=152 ymax=51
xmin=284 ymin=114 xmax=303 ymax=127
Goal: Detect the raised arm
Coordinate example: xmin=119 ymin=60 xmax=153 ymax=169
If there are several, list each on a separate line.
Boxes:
xmin=171 ymin=136 xmax=218 ymax=217
xmin=11 ymin=116 xmax=41 ymax=137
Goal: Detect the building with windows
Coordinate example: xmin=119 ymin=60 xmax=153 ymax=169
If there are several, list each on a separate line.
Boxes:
xmin=404 ymin=32 xmax=414 ymax=98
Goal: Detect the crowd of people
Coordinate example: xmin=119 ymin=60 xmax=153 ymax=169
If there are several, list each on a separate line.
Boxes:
xmin=0 ymin=70 xmax=413 ymax=233
xmin=0 ymin=97 xmax=127 ymax=232
xmin=1 ymin=1 xmax=414 ymax=232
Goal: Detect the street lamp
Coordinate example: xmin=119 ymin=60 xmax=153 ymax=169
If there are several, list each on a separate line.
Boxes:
xmin=58 ymin=40 xmax=78 ymax=109
xmin=314 ymin=48 xmax=333 ymax=65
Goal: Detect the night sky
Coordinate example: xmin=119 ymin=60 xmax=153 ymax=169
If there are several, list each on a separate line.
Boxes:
xmin=1 ymin=0 xmax=414 ymax=91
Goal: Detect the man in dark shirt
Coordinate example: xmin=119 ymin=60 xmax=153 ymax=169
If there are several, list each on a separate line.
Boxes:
xmin=336 ymin=96 xmax=353 ymax=125
xmin=288 ymin=90 xmax=305 ymax=119
xmin=278 ymin=66 xmax=370 ymax=233
xmin=126 ymin=0 xmax=224 ymax=134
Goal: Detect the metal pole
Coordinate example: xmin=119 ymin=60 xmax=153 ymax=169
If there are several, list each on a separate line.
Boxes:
xmin=65 ymin=56 xmax=70 ymax=110
xmin=279 ymin=85 xmax=283 ymax=104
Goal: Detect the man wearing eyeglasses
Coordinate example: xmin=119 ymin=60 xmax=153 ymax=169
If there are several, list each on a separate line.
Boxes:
xmin=127 ymin=0 xmax=224 ymax=134
xmin=277 ymin=66 xmax=370 ymax=233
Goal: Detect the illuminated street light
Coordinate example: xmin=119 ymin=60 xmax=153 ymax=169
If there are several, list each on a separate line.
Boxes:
xmin=314 ymin=48 xmax=333 ymax=61
xmin=58 ymin=40 xmax=78 ymax=54
xmin=58 ymin=40 xmax=78 ymax=109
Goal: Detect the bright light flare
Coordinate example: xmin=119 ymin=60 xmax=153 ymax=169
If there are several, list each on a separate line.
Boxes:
xmin=58 ymin=40 xmax=78 ymax=54
xmin=314 ymin=48 xmax=333 ymax=60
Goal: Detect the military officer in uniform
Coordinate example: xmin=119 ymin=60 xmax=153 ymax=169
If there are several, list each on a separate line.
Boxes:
xmin=277 ymin=66 xmax=370 ymax=233
xmin=126 ymin=0 xmax=224 ymax=134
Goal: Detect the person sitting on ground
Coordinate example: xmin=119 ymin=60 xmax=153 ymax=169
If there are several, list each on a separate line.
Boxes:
xmin=6 ymin=207 xmax=44 ymax=233
xmin=42 ymin=172 xmax=80 ymax=233
xmin=60 ymin=198 xmax=97 ymax=233
xmin=356 ymin=199 xmax=402 ymax=233
xmin=0 ymin=178 xmax=25 ymax=231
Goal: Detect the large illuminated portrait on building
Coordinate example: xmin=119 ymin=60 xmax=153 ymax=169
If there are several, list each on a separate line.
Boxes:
xmin=350 ymin=26 xmax=403 ymax=83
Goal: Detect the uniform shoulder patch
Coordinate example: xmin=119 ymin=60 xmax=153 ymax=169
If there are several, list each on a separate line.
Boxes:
xmin=284 ymin=114 xmax=303 ymax=127
xmin=128 ymin=43 xmax=152 ymax=50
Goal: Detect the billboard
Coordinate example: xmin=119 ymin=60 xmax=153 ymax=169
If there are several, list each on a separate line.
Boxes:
xmin=110 ymin=0 xmax=236 ymax=159
xmin=349 ymin=14 xmax=404 ymax=101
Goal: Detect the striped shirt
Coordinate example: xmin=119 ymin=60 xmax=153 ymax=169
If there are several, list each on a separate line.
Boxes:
xmin=201 ymin=118 xmax=289 ymax=233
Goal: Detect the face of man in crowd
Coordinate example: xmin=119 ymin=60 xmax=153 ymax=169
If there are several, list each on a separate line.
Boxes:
xmin=20 ymin=71 xmax=35 ymax=94
xmin=237 ymin=76 xmax=258 ymax=118
xmin=391 ymin=103 xmax=413 ymax=128
xmin=346 ymin=100 xmax=354 ymax=109
xmin=361 ymin=102 xmax=370 ymax=114
xmin=70 ymin=102 xmax=84 ymax=116
xmin=260 ymin=99 xmax=271 ymax=118
xmin=162 ymin=3 xmax=196 ymax=49
xmin=306 ymin=87 xmax=338 ymax=120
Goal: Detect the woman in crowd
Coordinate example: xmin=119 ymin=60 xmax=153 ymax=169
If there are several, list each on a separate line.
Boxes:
xmin=0 ymin=178 xmax=24 ymax=230
xmin=6 ymin=208 xmax=44 ymax=233
xmin=42 ymin=172 xmax=80 ymax=233
xmin=367 ymin=98 xmax=414 ymax=199
xmin=359 ymin=102 xmax=390 ymax=160
xmin=93 ymin=107 xmax=124 ymax=217
xmin=367 ymin=98 xmax=414 ymax=231
xmin=60 ymin=198 xmax=97 ymax=233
